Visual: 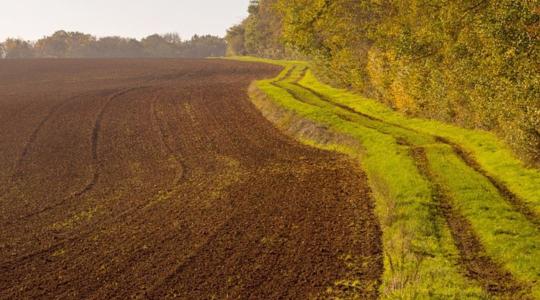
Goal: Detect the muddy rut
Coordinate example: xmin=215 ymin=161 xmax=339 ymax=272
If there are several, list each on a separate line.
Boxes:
xmin=0 ymin=59 xmax=382 ymax=299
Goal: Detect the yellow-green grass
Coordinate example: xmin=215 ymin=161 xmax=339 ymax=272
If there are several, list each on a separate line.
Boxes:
xmin=290 ymin=67 xmax=540 ymax=296
xmin=235 ymin=57 xmax=540 ymax=297
xmin=299 ymin=71 xmax=540 ymax=218
xmin=426 ymin=145 xmax=540 ymax=296
xmin=252 ymin=66 xmax=488 ymax=298
xmin=278 ymin=68 xmax=540 ymax=285
xmin=281 ymin=67 xmax=540 ymax=287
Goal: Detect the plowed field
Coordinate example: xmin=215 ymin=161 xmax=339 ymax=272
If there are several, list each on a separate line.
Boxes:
xmin=0 ymin=59 xmax=382 ymax=299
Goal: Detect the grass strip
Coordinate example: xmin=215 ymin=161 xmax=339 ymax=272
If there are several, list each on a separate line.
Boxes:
xmin=233 ymin=56 xmax=540 ymax=298
xmin=299 ymin=70 xmax=540 ymax=218
xmin=250 ymin=66 xmax=488 ymax=298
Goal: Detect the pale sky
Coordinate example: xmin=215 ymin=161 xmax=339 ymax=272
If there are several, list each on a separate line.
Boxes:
xmin=0 ymin=0 xmax=250 ymax=41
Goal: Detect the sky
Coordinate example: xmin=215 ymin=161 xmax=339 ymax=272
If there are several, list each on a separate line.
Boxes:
xmin=0 ymin=0 xmax=250 ymax=41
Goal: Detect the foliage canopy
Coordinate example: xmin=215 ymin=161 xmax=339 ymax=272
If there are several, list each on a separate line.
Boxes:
xmin=227 ymin=0 xmax=540 ymax=166
xmin=1 ymin=31 xmax=226 ymax=59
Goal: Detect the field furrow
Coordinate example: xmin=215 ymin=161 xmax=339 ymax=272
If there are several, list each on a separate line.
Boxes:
xmin=0 ymin=59 xmax=383 ymax=299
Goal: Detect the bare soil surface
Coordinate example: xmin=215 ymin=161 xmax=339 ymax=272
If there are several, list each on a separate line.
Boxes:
xmin=0 ymin=59 xmax=382 ymax=299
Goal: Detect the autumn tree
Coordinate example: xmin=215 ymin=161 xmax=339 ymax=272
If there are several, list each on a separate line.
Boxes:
xmin=141 ymin=34 xmax=180 ymax=57
xmin=225 ymin=0 xmax=286 ymax=58
xmin=2 ymin=38 xmax=34 ymax=58
xmin=93 ymin=36 xmax=144 ymax=58
xmin=225 ymin=23 xmax=247 ymax=56
xmin=34 ymin=30 xmax=96 ymax=58
xmin=228 ymin=0 xmax=540 ymax=164
xmin=181 ymin=35 xmax=226 ymax=57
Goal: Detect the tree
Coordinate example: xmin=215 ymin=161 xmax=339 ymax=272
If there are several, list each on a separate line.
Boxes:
xmin=34 ymin=30 xmax=96 ymax=58
xmin=0 ymin=43 xmax=5 ymax=58
xmin=34 ymin=30 xmax=69 ymax=58
xmin=228 ymin=0 xmax=540 ymax=164
xmin=182 ymin=35 xmax=226 ymax=57
xmin=0 ymin=31 xmax=227 ymax=59
xmin=162 ymin=33 xmax=182 ymax=45
xmin=94 ymin=36 xmax=144 ymax=58
xmin=141 ymin=34 xmax=179 ymax=57
xmin=226 ymin=0 xmax=285 ymax=58
xmin=248 ymin=0 xmax=260 ymax=14
xmin=2 ymin=38 xmax=34 ymax=58
xmin=226 ymin=23 xmax=247 ymax=56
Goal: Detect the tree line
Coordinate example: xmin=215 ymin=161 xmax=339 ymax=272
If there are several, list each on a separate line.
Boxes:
xmin=227 ymin=0 xmax=539 ymax=166
xmin=0 ymin=30 xmax=226 ymax=59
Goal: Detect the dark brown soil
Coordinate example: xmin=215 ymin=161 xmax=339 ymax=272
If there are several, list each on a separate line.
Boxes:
xmin=0 ymin=59 xmax=382 ymax=299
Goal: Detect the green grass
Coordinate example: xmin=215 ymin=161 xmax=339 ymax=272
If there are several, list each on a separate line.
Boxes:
xmin=426 ymin=145 xmax=540 ymax=291
xmin=299 ymin=71 xmax=540 ymax=218
xmin=277 ymin=64 xmax=540 ymax=294
xmin=294 ymin=68 xmax=540 ymax=297
xmin=251 ymin=65 xmax=488 ymax=298
xmin=233 ymin=57 xmax=540 ymax=298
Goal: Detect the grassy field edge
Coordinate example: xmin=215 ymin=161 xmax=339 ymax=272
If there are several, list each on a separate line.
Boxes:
xmin=247 ymin=69 xmax=488 ymax=298
xmin=232 ymin=56 xmax=540 ymax=298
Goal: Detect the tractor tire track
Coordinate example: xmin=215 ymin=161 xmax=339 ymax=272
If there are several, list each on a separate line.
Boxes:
xmin=5 ymin=88 xmax=147 ymax=222
xmin=0 ymin=92 xmax=93 ymax=199
xmin=288 ymin=73 xmax=539 ymax=227
xmin=437 ymin=136 xmax=540 ymax=227
xmin=149 ymin=93 xmax=186 ymax=186
xmin=15 ymin=98 xmax=74 ymax=169
xmin=11 ymin=91 xmax=102 ymax=174
xmin=410 ymin=147 xmax=529 ymax=298
xmin=275 ymin=72 xmax=535 ymax=297
xmin=1 ymin=60 xmax=382 ymax=299
xmin=75 ymin=86 xmax=147 ymax=197
xmin=1 ymin=86 xmax=227 ymax=267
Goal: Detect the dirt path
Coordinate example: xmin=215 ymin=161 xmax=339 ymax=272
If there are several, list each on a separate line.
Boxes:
xmin=0 ymin=59 xmax=382 ymax=299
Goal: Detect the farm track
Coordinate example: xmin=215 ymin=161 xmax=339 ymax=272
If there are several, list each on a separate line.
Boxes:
xmin=279 ymin=66 xmax=539 ymax=228
xmin=437 ymin=137 xmax=540 ymax=227
xmin=410 ymin=147 xmax=525 ymax=297
xmin=0 ymin=59 xmax=382 ymax=299
xmin=272 ymin=67 xmax=536 ymax=297
xmin=292 ymin=74 xmax=540 ymax=227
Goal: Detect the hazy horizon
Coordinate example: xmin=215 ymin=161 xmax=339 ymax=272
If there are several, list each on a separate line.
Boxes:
xmin=0 ymin=0 xmax=250 ymax=41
